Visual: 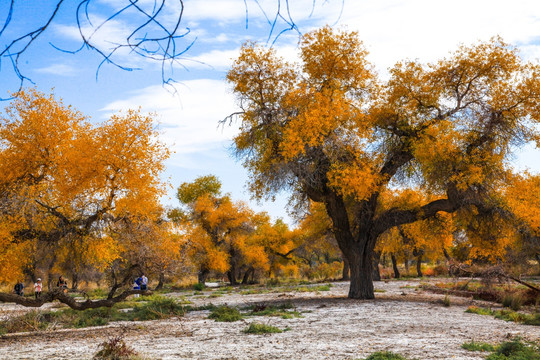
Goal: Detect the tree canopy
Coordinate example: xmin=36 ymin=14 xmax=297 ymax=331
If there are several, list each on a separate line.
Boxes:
xmin=0 ymin=89 xmax=170 ymax=308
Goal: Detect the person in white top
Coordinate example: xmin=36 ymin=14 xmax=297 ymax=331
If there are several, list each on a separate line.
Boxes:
xmin=141 ymin=274 xmax=148 ymax=291
xmin=34 ymin=278 xmax=42 ymax=299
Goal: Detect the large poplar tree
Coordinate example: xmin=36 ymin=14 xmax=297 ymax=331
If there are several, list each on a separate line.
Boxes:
xmin=226 ymin=26 xmax=540 ymax=299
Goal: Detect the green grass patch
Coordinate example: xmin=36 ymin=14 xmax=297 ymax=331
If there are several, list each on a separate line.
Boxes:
xmin=208 ymin=305 xmax=243 ymax=322
xmin=462 ymin=341 xmax=495 ymax=352
xmin=294 ymin=284 xmax=332 ymax=292
xmin=486 ymin=338 xmax=540 ymax=360
xmin=465 ymin=306 xmax=540 ymax=326
xmin=0 ymin=295 xmax=185 ymax=334
xmin=193 ymin=283 xmax=205 ymax=291
xmin=242 ymin=322 xmax=283 ymax=334
xmin=364 ymin=351 xmax=411 ymax=360
xmin=246 ymin=302 xmax=302 ymax=319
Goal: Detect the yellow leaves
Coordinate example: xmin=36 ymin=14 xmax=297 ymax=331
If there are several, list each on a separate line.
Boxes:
xmin=327 ymin=162 xmax=379 ymax=202
xmin=300 ymin=25 xmax=373 ymax=91
xmin=0 ymin=89 xmax=170 ymax=281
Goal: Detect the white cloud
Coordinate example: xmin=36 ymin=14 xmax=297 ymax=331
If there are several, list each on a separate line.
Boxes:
xmin=101 ymin=79 xmax=239 ymax=158
xmin=34 ymin=63 xmax=78 ymax=76
xmin=328 ymin=0 xmax=540 ymax=73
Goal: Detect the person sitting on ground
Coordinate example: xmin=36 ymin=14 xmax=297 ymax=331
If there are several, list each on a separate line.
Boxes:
xmin=14 ymin=281 xmax=24 ymax=296
xmin=34 ymin=278 xmax=42 ymax=299
xmin=133 ymin=278 xmax=141 ymax=298
xmin=56 ymin=276 xmax=68 ymax=293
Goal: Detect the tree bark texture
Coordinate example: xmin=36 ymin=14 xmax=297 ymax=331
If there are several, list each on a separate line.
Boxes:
xmin=391 ymin=253 xmax=400 ymax=279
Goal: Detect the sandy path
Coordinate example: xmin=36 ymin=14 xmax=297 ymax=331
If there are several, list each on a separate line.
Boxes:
xmin=0 ymin=279 xmax=538 ymax=360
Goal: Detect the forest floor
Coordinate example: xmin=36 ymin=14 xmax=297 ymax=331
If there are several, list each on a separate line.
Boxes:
xmin=0 ymin=278 xmax=538 ymax=360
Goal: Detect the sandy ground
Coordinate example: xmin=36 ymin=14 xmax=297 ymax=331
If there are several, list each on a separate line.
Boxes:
xmin=0 ymin=279 xmax=539 ymax=360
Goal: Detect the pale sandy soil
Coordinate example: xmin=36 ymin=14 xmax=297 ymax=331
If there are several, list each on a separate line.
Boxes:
xmin=0 ymin=279 xmax=539 ymax=360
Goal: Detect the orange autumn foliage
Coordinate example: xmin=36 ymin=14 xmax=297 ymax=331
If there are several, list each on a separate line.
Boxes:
xmin=0 ymin=89 xmax=169 ymax=284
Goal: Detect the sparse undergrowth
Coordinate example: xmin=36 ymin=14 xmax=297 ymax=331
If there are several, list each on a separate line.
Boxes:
xmin=465 ymin=306 xmax=540 ymax=326
xmin=246 ymin=302 xmax=302 ymax=319
xmin=363 ymin=351 xmax=412 ymax=360
xmin=207 ymin=305 xmax=243 ymax=322
xmin=0 ymin=296 xmax=185 ymax=335
xmin=93 ymin=335 xmax=142 ymax=360
xmin=242 ymin=322 xmax=285 ymax=334
xmin=462 ymin=340 xmax=496 ymax=352
xmin=462 ymin=338 xmax=540 ymax=360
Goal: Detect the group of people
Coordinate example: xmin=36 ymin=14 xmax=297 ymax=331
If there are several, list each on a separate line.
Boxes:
xmin=14 ymin=274 xmax=148 ymax=299
xmin=133 ymin=274 xmax=148 ymax=296
xmin=13 ymin=276 xmax=67 ymax=299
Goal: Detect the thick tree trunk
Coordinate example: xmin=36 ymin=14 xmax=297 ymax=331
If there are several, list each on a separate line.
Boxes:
xmin=347 ymin=246 xmax=375 ymax=299
xmin=416 ymin=254 xmax=423 ymax=277
xmin=198 ymin=269 xmax=209 ymax=284
xmin=342 ymin=257 xmax=350 ymax=281
xmin=155 ymin=272 xmax=165 ymax=290
xmin=391 ymin=253 xmax=400 ymax=279
xmin=242 ymin=267 xmax=254 ymax=284
xmin=227 ymin=269 xmax=237 ymax=285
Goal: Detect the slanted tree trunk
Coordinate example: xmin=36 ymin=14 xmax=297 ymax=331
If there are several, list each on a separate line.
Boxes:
xmin=342 ymin=257 xmax=350 ymax=281
xmin=391 ymin=253 xmax=400 ymax=279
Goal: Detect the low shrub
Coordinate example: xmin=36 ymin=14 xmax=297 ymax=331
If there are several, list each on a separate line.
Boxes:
xmin=208 ymin=305 xmax=243 ymax=322
xmin=193 ymin=283 xmax=205 ymax=291
xmin=501 ymin=293 xmax=523 ymax=311
xmin=93 ymin=335 xmax=140 ymax=360
xmin=242 ymin=322 xmax=283 ymax=334
xmin=486 ymin=338 xmax=540 ymax=360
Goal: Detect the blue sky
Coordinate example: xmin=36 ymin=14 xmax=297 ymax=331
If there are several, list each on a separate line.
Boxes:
xmin=1 ymin=0 xmax=540 ymax=225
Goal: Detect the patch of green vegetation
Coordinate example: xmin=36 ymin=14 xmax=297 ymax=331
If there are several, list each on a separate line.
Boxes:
xmin=486 ymin=338 xmax=540 ymax=360
xmin=193 ymin=283 xmax=205 ymax=291
xmin=363 ymin=351 xmax=410 ymax=360
xmin=442 ymin=294 xmax=451 ymax=307
xmin=242 ymin=322 xmax=283 ymax=334
xmin=465 ymin=306 xmax=540 ymax=326
xmin=208 ymin=305 xmax=243 ymax=322
xmin=85 ymin=288 xmax=109 ymax=300
xmin=246 ymin=302 xmax=302 ymax=319
xmin=0 ymin=295 xmax=185 ymax=334
xmin=374 ymin=289 xmax=387 ymax=293
xmin=240 ymin=288 xmax=269 ymax=295
xmin=501 ymin=294 xmax=523 ymax=311
xmin=295 ymin=284 xmax=332 ymax=292
xmin=462 ymin=341 xmax=495 ymax=352
xmin=208 ymin=293 xmax=222 ymax=298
